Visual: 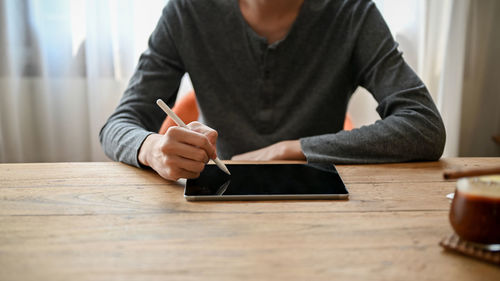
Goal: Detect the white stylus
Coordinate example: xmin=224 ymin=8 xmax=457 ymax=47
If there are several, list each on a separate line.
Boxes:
xmin=156 ymin=99 xmax=231 ymax=175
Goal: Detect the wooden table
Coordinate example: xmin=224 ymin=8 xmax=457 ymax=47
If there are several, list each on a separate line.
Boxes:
xmin=1 ymin=158 xmax=499 ymax=281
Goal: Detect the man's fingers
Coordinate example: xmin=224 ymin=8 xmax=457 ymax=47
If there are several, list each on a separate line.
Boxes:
xmin=167 ymin=126 xmax=216 ymax=159
xmin=178 ymin=167 xmax=201 ymax=179
xmin=166 ymin=142 xmax=209 ymax=163
xmin=166 ymin=155 xmax=205 ymax=174
xmin=186 ymin=121 xmax=218 ymax=146
xmin=158 ymin=166 xmax=200 ymax=181
xmin=231 ymin=151 xmax=261 ymax=161
xmin=155 ymin=124 xmax=219 ymax=181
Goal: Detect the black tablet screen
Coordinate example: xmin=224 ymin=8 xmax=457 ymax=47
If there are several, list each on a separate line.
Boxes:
xmin=185 ymin=164 xmax=348 ymax=197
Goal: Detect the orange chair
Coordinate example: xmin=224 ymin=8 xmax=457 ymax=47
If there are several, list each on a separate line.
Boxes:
xmin=159 ymin=91 xmax=199 ymax=134
xmin=344 ymin=113 xmax=353 ymax=131
xmin=159 ymin=90 xmax=353 ymax=134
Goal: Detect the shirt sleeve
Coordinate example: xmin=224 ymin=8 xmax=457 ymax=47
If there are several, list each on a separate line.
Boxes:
xmin=300 ymin=1 xmax=446 ymax=164
xmin=99 ymin=3 xmax=185 ymax=167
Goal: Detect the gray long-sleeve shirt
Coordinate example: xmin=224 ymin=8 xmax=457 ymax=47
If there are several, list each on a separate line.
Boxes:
xmin=100 ymin=0 xmax=446 ymax=167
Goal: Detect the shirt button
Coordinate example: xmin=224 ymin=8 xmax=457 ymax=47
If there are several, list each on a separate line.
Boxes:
xmin=263 ymin=79 xmax=273 ymax=93
xmin=257 ymin=108 xmax=272 ymax=121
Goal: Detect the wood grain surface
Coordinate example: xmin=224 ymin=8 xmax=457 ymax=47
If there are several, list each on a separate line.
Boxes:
xmin=1 ymin=158 xmax=500 ymax=281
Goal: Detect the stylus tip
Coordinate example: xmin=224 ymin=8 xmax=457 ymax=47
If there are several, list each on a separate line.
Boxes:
xmin=222 ymin=166 xmax=231 ymax=175
xmin=213 ymin=158 xmax=231 ymax=175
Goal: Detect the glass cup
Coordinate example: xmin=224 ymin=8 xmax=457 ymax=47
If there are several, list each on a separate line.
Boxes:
xmin=449 ymin=175 xmax=500 ymax=250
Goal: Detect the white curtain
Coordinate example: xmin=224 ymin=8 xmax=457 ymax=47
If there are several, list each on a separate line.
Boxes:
xmin=0 ymin=0 xmax=169 ymax=162
xmin=458 ymin=0 xmax=500 ymax=156
xmin=349 ymin=0 xmax=479 ymax=157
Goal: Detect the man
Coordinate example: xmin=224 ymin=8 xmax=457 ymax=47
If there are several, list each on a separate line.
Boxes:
xmin=100 ymin=0 xmax=446 ymax=181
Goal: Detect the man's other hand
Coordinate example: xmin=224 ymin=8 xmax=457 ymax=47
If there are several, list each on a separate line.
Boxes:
xmin=231 ymin=140 xmax=306 ymax=161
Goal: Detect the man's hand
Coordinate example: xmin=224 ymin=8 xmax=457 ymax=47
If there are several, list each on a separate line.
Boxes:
xmin=138 ymin=122 xmax=218 ymax=181
xmin=231 ymin=140 xmax=306 ymax=161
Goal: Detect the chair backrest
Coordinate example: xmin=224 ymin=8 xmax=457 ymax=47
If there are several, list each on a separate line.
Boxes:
xmin=159 ymin=90 xmax=199 ymax=134
xmin=159 ymin=90 xmax=354 ymax=133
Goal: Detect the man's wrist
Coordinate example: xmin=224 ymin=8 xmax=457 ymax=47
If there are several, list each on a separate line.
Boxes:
xmin=138 ymin=134 xmax=160 ymax=167
xmin=280 ymin=140 xmax=306 ymax=160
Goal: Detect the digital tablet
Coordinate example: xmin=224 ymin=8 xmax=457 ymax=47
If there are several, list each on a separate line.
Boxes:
xmin=184 ymin=163 xmax=348 ymax=201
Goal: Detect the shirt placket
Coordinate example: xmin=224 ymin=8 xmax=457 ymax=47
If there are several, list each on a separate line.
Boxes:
xmin=257 ymin=45 xmax=277 ymax=133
